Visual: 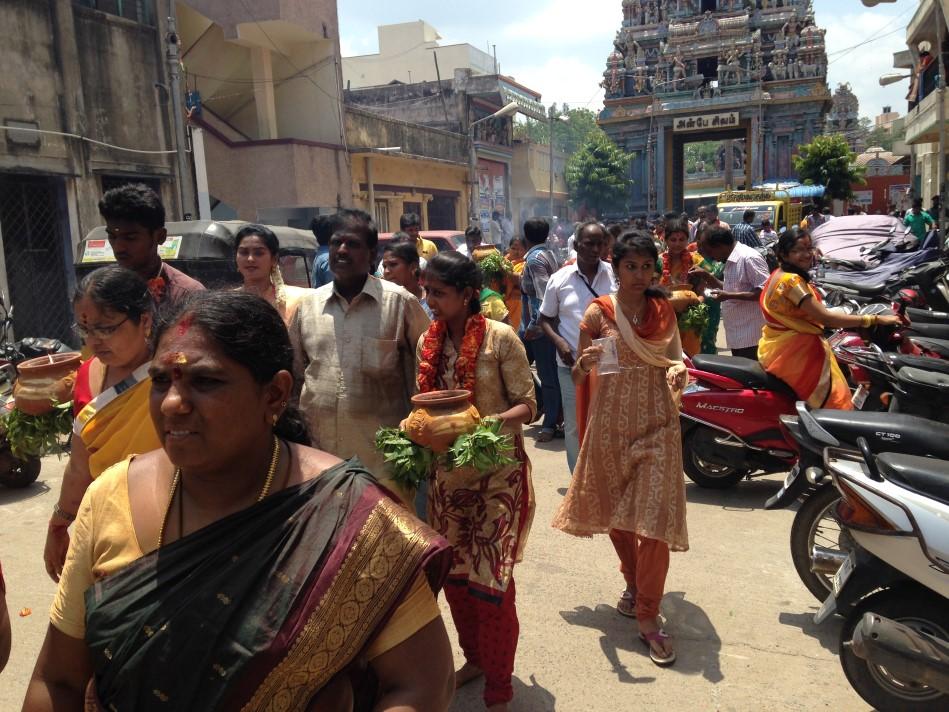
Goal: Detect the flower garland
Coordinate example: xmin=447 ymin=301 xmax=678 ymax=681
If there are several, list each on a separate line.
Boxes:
xmin=147 ymin=274 xmax=167 ymax=303
xmin=417 ymin=314 xmax=487 ymax=395
xmin=660 ymin=250 xmax=694 ymax=287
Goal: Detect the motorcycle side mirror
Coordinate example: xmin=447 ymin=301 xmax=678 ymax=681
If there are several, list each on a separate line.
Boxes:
xmin=856 ymin=437 xmax=883 ymax=482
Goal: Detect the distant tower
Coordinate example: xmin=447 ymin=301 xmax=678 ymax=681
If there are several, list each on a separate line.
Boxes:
xmin=825 ymin=82 xmax=864 ymax=153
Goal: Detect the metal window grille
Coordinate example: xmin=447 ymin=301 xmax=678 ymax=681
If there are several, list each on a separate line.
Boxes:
xmin=0 ymin=175 xmax=74 ymax=344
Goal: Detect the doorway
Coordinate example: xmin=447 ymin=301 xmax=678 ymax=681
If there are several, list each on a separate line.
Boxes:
xmin=671 ymin=126 xmax=750 ymax=213
xmin=0 ymin=175 xmax=73 ymax=341
xmin=428 ymin=195 xmax=458 ymax=230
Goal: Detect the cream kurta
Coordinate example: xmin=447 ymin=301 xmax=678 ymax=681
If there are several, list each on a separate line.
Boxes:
xmin=418 ymin=319 xmax=537 ymax=598
xmin=291 ymin=276 xmax=430 ymax=477
xmin=552 ymin=302 xmax=689 ymax=551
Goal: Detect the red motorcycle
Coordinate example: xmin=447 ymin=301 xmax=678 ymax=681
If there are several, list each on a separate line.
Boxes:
xmin=679 ymin=355 xmax=798 ymax=488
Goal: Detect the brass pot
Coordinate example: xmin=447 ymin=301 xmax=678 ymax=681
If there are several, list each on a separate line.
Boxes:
xmin=14 ymin=352 xmax=82 ymax=416
xmin=404 ymin=389 xmax=481 ymax=453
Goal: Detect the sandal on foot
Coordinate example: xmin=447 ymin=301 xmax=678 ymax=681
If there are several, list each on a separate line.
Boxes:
xmin=536 ymin=429 xmax=555 ymax=443
xmin=616 ymin=590 xmax=637 ymax=618
xmin=639 ymin=629 xmax=676 ymax=667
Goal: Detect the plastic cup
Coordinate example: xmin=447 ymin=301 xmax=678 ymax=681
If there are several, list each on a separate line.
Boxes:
xmin=593 ymin=336 xmax=620 ymax=375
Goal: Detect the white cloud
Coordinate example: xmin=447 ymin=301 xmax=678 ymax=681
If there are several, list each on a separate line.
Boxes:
xmin=506 ymin=54 xmax=606 ymax=110
xmin=818 ymin=0 xmax=918 ymax=118
xmin=499 ymin=0 xmax=621 ymax=43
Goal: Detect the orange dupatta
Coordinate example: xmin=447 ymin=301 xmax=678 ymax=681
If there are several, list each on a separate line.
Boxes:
xmin=575 ymin=295 xmax=680 ymax=446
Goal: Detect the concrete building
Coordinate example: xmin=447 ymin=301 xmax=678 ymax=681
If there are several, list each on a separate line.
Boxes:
xmin=599 ymin=0 xmax=831 ymax=215
xmin=0 ymin=0 xmax=178 ymax=341
xmin=345 ymin=107 xmax=469 ymax=231
xmin=343 ymin=21 xmax=496 ymax=90
xmin=892 ymin=0 xmax=948 ymax=223
xmin=875 ymin=105 xmax=901 ymax=132
xmin=851 ymin=147 xmax=911 ymax=214
xmin=510 ymin=139 xmax=569 ymax=226
xmin=345 ymin=69 xmax=548 ymax=231
xmin=178 ymin=0 xmax=351 ymax=227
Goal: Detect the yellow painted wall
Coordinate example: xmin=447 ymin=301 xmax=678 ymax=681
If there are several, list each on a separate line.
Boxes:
xmin=351 ymin=153 xmax=469 ymax=230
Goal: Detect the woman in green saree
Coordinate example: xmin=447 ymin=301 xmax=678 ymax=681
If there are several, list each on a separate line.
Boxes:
xmin=24 ymin=291 xmax=454 ymax=712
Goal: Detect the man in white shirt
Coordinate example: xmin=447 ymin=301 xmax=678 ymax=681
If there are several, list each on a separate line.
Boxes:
xmin=698 ymin=226 xmax=769 ymax=361
xmin=539 ymin=221 xmax=616 ymax=473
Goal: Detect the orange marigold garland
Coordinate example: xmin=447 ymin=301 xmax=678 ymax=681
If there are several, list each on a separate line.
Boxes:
xmin=417 ymin=314 xmax=487 ymax=395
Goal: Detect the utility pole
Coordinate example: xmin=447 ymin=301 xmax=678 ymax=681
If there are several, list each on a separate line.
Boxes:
xmin=166 ymin=4 xmax=195 ymax=219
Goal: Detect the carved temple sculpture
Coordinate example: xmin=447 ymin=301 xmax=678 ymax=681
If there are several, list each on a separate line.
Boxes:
xmin=598 ymin=0 xmax=831 ymax=214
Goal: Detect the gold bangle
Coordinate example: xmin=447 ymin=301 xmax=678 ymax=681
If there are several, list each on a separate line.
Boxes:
xmin=861 ymin=314 xmax=873 ymax=328
xmin=577 ymin=355 xmax=591 ymax=374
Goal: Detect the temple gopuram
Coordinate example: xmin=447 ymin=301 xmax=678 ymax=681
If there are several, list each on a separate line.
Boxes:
xmin=599 ymin=0 xmax=831 ymax=214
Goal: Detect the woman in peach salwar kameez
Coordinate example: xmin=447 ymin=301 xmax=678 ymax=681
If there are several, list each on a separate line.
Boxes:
xmin=758 ymin=228 xmax=902 ymax=410
xmin=553 ymin=232 xmax=688 ymax=667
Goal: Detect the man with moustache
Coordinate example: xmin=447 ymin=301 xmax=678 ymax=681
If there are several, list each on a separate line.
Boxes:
xmin=290 ymin=209 xmax=430 ymax=501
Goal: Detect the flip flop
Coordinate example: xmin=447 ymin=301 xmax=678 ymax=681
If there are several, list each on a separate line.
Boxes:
xmin=639 ymin=629 xmax=676 ymax=667
xmin=616 ymin=590 xmax=637 ymax=618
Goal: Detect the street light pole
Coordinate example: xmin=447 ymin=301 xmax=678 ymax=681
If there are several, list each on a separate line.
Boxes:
xmin=165 ymin=5 xmax=195 ymax=219
xmin=548 ymin=108 xmax=555 ymax=220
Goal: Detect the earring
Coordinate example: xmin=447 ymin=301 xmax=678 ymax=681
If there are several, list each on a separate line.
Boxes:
xmin=272 ymin=414 xmax=279 ymax=426
xmin=281 ymin=401 xmax=288 ymax=407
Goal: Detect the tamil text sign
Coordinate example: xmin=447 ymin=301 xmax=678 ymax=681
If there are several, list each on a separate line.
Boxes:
xmin=673 ymin=112 xmax=740 ymax=132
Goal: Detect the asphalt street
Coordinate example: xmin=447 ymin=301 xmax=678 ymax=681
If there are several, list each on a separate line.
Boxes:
xmin=0 ymin=435 xmax=867 ymax=711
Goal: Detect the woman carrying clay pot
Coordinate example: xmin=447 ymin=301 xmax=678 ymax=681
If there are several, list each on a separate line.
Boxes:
xmin=417 ymin=251 xmax=536 ymax=711
xmin=43 ymin=266 xmax=160 ymax=583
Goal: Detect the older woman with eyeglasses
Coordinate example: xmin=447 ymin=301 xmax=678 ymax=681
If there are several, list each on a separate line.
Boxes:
xmin=43 ymin=266 xmax=160 ymax=584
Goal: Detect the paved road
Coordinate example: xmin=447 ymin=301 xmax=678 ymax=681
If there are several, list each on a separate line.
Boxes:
xmin=0 ymin=438 xmax=867 ymax=710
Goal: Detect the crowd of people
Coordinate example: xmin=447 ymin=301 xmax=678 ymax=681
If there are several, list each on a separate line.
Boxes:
xmin=3 ymin=182 xmax=907 ymax=711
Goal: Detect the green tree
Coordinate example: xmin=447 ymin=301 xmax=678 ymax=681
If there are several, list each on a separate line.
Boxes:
xmin=513 ymin=105 xmax=599 ymax=157
xmin=792 ymin=134 xmax=865 ymax=201
xmin=566 ymin=129 xmax=632 ymax=216
xmin=863 ymin=120 xmax=906 ymax=152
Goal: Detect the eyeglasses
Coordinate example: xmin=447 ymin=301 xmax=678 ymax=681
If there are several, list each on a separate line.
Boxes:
xmin=72 ymin=317 xmax=129 ymax=340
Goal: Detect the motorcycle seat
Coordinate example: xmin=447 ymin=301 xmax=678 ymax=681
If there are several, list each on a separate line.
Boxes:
xmin=690 ymin=355 xmax=796 ymax=397
xmin=877 ymin=452 xmax=949 ymax=506
xmin=905 ymin=307 xmax=949 ymax=324
xmin=907 ymin=337 xmax=949 ymax=359
xmin=885 ymin=353 xmax=949 ymax=377
xmin=809 ymin=409 xmax=949 ymax=460
xmin=897 ymin=366 xmax=949 ymax=392
xmin=906 ymin=322 xmax=949 ymax=340
xmin=818 ymin=276 xmax=888 ymax=297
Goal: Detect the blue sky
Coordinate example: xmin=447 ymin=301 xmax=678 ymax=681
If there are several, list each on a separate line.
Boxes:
xmin=339 ymin=0 xmax=918 ymax=121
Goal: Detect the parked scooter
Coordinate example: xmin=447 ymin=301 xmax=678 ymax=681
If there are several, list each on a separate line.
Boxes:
xmin=679 ymin=355 xmax=798 ymax=488
xmin=765 ymin=403 xmax=949 ymax=600
xmin=815 ymin=443 xmax=949 ymax=711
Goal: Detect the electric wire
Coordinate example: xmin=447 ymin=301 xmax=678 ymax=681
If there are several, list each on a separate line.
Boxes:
xmin=0 ymin=125 xmax=179 ymax=154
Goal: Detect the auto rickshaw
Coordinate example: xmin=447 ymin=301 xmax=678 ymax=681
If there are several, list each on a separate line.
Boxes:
xmin=75 ymin=219 xmax=317 ymax=289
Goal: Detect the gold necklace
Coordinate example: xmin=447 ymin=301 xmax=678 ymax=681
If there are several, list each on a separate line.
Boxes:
xmin=157 ymin=435 xmax=281 ymax=548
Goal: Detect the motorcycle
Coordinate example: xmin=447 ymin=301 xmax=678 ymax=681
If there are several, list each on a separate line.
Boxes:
xmin=765 ymin=402 xmax=949 ymax=600
xmin=679 ymin=354 xmax=798 ymax=488
xmin=814 ymin=443 xmax=949 ymax=711
xmin=0 ymin=295 xmax=72 ymax=488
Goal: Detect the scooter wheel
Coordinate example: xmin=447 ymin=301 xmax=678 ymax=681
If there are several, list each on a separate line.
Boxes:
xmin=681 ymin=426 xmax=746 ymax=488
xmin=0 ymin=450 xmax=41 ymax=488
xmin=790 ymin=485 xmax=852 ymax=602
xmin=840 ymin=586 xmax=949 ymax=711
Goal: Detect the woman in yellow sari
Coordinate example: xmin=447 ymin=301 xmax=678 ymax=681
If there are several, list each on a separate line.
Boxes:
xmin=43 ymin=266 xmax=159 ymax=583
xmin=759 ymin=228 xmax=902 ymax=409
xmin=505 ymin=236 xmax=527 ymax=333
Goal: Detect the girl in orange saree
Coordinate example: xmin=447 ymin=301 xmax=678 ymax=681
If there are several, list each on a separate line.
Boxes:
xmin=758 ymin=228 xmax=902 ymax=410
